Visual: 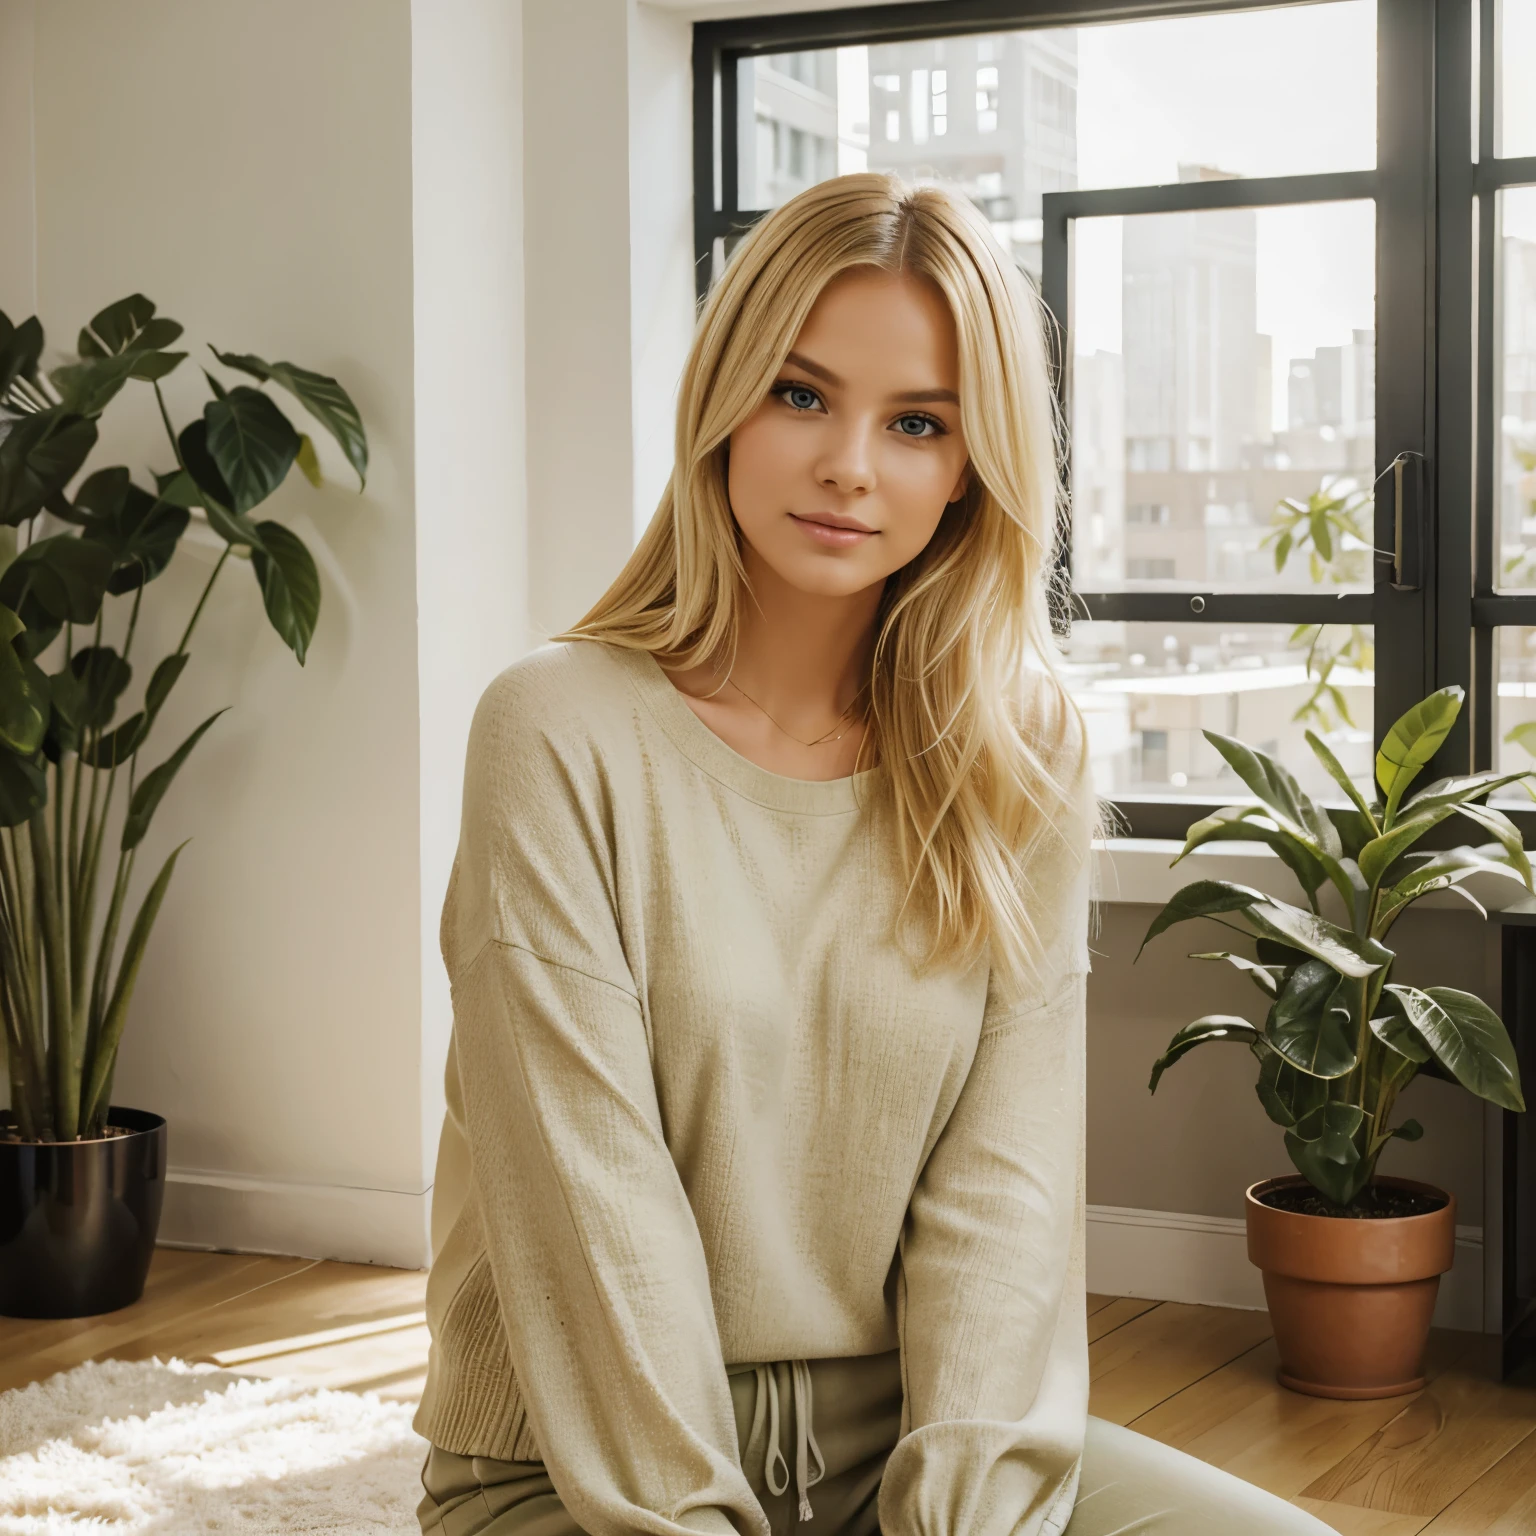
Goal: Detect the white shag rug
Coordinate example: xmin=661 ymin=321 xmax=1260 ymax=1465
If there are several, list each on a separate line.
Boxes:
xmin=0 ymin=1358 xmax=428 ymax=1534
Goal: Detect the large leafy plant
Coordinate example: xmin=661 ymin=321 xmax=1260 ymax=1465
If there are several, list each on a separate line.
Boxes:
xmin=0 ymin=295 xmax=367 ymax=1143
xmin=1142 ymin=687 xmax=1528 ymax=1208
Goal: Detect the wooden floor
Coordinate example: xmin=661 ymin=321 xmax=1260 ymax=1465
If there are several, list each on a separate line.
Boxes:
xmin=2 ymin=1249 xmax=1534 ymax=1534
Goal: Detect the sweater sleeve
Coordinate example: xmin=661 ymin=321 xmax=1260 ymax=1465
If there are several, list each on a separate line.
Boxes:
xmin=877 ymin=848 xmax=1092 ymax=1536
xmin=444 ymin=667 xmax=769 ymax=1536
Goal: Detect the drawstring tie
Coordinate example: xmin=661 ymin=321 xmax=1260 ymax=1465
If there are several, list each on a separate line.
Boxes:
xmin=749 ymin=1358 xmax=826 ymax=1522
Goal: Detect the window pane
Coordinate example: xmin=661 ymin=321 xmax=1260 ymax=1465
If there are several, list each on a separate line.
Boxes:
xmin=1072 ymin=201 xmax=1376 ymax=592
xmin=1503 ymin=0 xmax=1536 ymax=157
xmin=1065 ymin=620 xmax=1374 ymax=801
xmin=1495 ymin=628 xmax=1536 ymax=800
xmin=734 ymin=2 xmax=1375 ymax=227
xmin=1498 ymin=189 xmax=1536 ymax=590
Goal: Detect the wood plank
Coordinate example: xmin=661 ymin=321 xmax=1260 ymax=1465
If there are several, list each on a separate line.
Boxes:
xmin=1086 ymin=1293 xmax=1118 ymax=1318
xmin=1086 ymin=1296 xmax=1161 ymax=1343
xmin=1129 ymin=1330 xmax=1473 ymax=1500
xmin=1089 ymin=1301 xmax=1274 ymax=1426
xmin=226 ymin=1321 xmax=433 ymax=1395
xmin=1416 ymin=1424 xmax=1536 ymax=1533
xmin=119 ymin=1256 xmax=426 ymax=1369
xmin=1302 ymin=1358 xmax=1536 ymax=1518
xmin=0 ymin=1250 xmax=316 ymax=1391
xmin=1294 ymin=1498 xmax=1432 ymax=1535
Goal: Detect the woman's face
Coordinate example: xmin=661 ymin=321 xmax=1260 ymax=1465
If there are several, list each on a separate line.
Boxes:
xmin=726 ymin=266 xmax=971 ymax=599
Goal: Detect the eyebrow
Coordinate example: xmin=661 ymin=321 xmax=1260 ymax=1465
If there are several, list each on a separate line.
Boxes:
xmin=783 ymin=350 xmax=960 ymax=407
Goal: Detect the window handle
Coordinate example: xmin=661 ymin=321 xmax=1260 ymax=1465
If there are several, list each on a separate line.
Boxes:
xmin=1388 ymin=451 xmax=1426 ymax=593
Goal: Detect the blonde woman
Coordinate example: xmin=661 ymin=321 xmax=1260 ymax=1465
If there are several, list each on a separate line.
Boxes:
xmin=412 ymin=174 xmax=1329 ymax=1536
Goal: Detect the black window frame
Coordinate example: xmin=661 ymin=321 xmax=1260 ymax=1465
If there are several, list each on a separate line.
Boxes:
xmin=691 ymin=0 xmax=1531 ymax=841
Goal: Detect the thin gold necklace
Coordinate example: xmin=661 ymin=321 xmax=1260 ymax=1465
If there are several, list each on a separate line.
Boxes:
xmin=724 ymin=672 xmax=871 ymax=747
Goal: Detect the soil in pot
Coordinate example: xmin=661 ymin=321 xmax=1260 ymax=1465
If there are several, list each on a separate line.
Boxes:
xmin=1246 ymin=1174 xmax=1457 ymax=1400
xmin=1257 ymin=1183 xmax=1449 ymax=1220
xmin=0 ymin=1107 xmax=167 ymax=1319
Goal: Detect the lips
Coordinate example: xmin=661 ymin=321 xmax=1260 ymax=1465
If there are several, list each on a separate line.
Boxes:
xmin=792 ymin=513 xmax=878 ymax=549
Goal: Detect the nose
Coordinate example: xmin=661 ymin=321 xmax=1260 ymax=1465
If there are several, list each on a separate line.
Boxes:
xmin=813 ymin=416 xmax=877 ymax=496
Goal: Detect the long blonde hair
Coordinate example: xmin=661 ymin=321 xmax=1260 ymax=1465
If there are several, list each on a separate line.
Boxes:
xmin=551 ymin=171 xmax=1091 ymax=1000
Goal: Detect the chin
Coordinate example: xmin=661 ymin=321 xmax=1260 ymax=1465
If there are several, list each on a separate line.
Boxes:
xmin=775 ymin=550 xmax=885 ymax=597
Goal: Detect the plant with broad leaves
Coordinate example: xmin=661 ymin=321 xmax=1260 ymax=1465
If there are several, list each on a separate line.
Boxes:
xmin=1142 ymin=685 xmax=1528 ymax=1209
xmin=0 ymin=295 xmax=367 ymax=1142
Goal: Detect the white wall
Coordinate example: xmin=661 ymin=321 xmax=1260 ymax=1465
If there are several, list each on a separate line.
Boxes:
xmin=411 ymin=0 xmax=529 ymax=1202
xmin=0 ymin=1 xmax=34 ymax=319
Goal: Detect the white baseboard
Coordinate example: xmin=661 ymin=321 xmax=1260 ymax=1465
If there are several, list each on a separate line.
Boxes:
xmin=159 ymin=1168 xmax=431 ymax=1270
xmin=1087 ymin=1203 xmax=1487 ymax=1333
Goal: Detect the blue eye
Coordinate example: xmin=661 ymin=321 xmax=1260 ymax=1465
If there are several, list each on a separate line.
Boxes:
xmin=774 ymin=382 xmax=823 ymax=412
xmin=895 ymin=414 xmax=941 ymax=438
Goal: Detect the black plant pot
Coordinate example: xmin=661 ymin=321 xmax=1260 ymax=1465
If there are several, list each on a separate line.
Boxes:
xmin=0 ymin=1105 xmax=167 ymax=1318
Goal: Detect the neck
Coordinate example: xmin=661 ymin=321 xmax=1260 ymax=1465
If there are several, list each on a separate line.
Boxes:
xmin=723 ymin=544 xmax=883 ymax=725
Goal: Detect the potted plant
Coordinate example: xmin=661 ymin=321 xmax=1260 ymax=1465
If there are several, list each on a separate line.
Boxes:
xmin=0 ymin=295 xmax=367 ymax=1318
xmin=1141 ymin=687 xmax=1528 ymax=1398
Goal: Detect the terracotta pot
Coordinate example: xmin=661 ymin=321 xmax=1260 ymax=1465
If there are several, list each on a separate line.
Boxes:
xmin=1244 ymin=1174 xmax=1456 ymax=1399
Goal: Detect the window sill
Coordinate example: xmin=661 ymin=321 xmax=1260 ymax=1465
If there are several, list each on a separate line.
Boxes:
xmin=1093 ymin=837 xmax=1536 ymax=917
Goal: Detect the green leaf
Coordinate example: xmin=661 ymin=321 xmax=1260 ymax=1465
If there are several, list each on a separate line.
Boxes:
xmin=1189 ymin=950 xmax=1283 ymax=997
xmin=1383 ymin=984 xmax=1525 ymax=1112
xmin=0 ymin=314 xmax=43 ymax=400
xmin=77 ymin=711 xmax=145 ymax=769
xmin=1178 ymin=805 xmax=1331 ymax=904
xmin=0 ymin=747 xmax=46 ymax=827
xmin=1357 ymin=808 xmax=1457 ymax=889
xmin=1243 ymin=898 xmax=1390 ymax=981
xmin=1387 ymin=1118 xmax=1424 ymax=1143
xmin=1457 ymin=801 xmax=1533 ymax=890
xmin=68 ymin=645 xmax=131 ymax=730
xmin=152 ymin=468 xmax=203 ymax=510
xmin=1254 ymin=1042 xmax=1329 ymax=1128
xmin=1369 ymin=1002 xmax=1432 ymax=1064
xmin=0 ymin=411 xmax=99 ymax=526
xmin=1148 ymin=1015 xmax=1259 ymax=1092
xmin=0 ymin=533 xmax=113 ymax=625
xmin=1377 ymin=845 xmax=1531 ymax=929
xmin=79 ymin=295 xmax=181 ymax=356
xmin=211 ymin=349 xmax=368 ymax=488
xmin=1401 ymin=770 xmax=1535 ymax=820
xmin=121 ymin=708 xmax=228 ymax=851
xmin=250 ymin=520 xmax=320 ymax=664
xmin=1285 ymin=1102 xmax=1370 ymax=1206
xmin=1137 ymin=880 xmax=1267 ymax=959
xmin=75 ymin=474 xmax=190 ymax=594
xmin=1325 ymin=803 xmax=1378 ymax=861
xmin=203 ymin=387 xmax=300 ymax=516
xmin=144 ymin=651 xmax=188 ymax=722
xmin=1377 ymin=686 xmax=1463 ymax=824
xmin=1203 ymin=729 xmax=1341 ymax=854
xmin=80 ymin=839 xmax=189 ymax=1129
xmin=1306 ymin=729 xmax=1376 ymax=824
xmin=176 ymin=419 xmax=264 ymax=546
xmin=295 ymin=433 xmax=323 ymax=487
xmin=0 ymin=602 xmax=47 ymax=755
xmin=1267 ymin=958 xmax=1357 ymax=1078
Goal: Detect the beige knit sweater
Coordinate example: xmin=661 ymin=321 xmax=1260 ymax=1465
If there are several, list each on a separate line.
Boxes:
xmin=414 ymin=638 xmax=1094 ymax=1536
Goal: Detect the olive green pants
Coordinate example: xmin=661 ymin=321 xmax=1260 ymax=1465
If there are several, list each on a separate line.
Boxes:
xmin=417 ymin=1349 xmax=1330 ymax=1536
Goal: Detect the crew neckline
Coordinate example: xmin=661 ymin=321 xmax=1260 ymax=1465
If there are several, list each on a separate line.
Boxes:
xmin=601 ymin=642 xmax=882 ymax=816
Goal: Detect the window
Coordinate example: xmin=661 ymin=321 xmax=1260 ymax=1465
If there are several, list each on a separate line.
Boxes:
xmin=692 ymin=1 xmax=1526 ymax=837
